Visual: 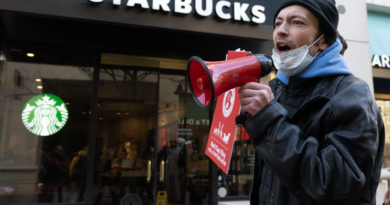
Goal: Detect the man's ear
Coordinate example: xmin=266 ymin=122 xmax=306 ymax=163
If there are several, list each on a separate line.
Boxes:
xmin=319 ymin=36 xmax=329 ymax=51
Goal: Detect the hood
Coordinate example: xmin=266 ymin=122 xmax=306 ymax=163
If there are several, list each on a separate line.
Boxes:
xmin=277 ymin=39 xmax=354 ymax=85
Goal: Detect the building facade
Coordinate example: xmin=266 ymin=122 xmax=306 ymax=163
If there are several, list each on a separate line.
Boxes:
xmin=366 ymin=0 xmax=390 ymax=203
xmin=0 ymin=0 xmax=380 ymax=205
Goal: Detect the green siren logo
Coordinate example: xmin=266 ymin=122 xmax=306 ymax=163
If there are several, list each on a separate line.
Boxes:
xmin=22 ymin=94 xmax=68 ymax=136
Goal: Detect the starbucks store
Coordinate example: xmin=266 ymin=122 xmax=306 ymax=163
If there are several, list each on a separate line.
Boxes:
xmin=0 ymin=0 xmax=283 ymax=204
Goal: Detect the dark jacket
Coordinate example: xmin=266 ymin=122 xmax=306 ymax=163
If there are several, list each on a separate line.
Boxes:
xmin=237 ymin=75 xmax=385 ymax=205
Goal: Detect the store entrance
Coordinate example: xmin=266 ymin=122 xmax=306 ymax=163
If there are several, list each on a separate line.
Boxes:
xmin=94 ymin=54 xmax=158 ymax=205
xmin=95 ymin=53 xmax=210 ymax=205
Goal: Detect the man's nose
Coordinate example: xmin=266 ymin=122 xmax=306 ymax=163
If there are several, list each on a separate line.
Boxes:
xmin=276 ymin=22 xmax=289 ymax=37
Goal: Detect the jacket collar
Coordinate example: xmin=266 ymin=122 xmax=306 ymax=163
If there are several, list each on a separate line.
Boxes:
xmin=271 ymin=74 xmax=347 ymax=101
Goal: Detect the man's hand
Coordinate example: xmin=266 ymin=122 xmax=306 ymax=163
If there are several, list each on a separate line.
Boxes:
xmin=238 ymin=79 xmax=274 ymax=118
xmin=384 ymin=189 xmax=390 ymax=205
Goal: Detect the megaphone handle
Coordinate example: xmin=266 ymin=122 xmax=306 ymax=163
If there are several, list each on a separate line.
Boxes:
xmin=242 ymin=77 xmax=261 ymax=118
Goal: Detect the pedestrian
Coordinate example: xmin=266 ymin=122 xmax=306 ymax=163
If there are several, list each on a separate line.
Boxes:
xmin=236 ymin=0 xmax=385 ymax=204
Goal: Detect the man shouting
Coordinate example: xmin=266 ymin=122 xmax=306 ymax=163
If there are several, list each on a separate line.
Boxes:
xmin=236 ymin=0 xmax=385 ymax=204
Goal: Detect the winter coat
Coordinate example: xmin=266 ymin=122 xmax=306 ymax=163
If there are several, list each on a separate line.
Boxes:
xmin=236 ymin=74 xmax=385 ymax=205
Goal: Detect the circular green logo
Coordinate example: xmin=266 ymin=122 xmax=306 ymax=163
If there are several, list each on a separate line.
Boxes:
xmin=22 ymin=94 xmax=68 ymax=136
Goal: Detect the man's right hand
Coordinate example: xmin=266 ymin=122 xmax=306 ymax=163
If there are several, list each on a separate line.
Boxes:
xmin=238 ymin=79 xmax=274 ymax=118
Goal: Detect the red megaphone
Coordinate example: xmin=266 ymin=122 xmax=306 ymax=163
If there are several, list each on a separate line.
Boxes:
xmin=187 ymin=54 xmax=273 ymax=109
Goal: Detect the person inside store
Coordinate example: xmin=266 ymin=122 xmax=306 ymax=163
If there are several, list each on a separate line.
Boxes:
xmin=236 ymin=0 xmax=385 ymax=204
xmin=42 ymin=145 xmax=68 ymax=203
xmin=96 ymin=145 xmax=117 ymax=205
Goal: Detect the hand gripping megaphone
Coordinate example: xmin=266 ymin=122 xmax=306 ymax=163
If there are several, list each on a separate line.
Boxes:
xmin=187 ymin=54 xmax=273 ymax=109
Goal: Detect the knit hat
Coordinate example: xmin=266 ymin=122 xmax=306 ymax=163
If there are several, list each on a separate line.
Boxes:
xmin=274 ymin=0 xmax=339 ymax=45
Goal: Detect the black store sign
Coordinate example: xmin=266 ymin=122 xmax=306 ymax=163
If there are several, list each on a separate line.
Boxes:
xmin=0 ymin=0 xmax=283 ymax=40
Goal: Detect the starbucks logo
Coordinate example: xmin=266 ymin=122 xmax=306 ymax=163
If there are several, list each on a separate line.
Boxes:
xmin=22 ymin=94 xmax=68 ymax=136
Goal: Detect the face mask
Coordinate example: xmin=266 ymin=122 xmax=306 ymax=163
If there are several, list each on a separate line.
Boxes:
xmin=272 ymin=34 xmax=324 ymax=76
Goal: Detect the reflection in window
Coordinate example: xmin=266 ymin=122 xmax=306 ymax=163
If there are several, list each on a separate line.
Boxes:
xmin=157 ymin=75 xmax=210 ymax=205
xmin=0 ymin=49 xmax=93 ymax=204
xmin=94 ymin=67 xmax=158 ymax=205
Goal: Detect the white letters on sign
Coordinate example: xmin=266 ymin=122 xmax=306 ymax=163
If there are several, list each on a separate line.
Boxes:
xmin=251 ymin=5 xmax=266 ymax=23
xmin=88 ymin=0 xmax=267 ymax=24
xmin=127 ymin=0 xmax=150 ymax=9
xmin=234 ymin=2 xmax=250 ymax=22
xmin=175 ymin=0 xmax=192 ymax=14
xmin=372 ymin=54 xmax=390 ymax=68
xmin=195 ymin=0 xmax=213 ymax=17
xmin=215 ymin=1 xmax=232 ymax=20
xmin=153 ymin=0 xmax=171 ymax=11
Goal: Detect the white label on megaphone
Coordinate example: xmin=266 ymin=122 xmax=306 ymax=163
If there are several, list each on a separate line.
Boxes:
xmin=222 ymin=89 xmax=235 ymax=118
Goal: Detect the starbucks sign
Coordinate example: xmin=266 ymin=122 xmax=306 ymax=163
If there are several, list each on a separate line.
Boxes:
xmin=22 ymin=94 xmax=68 ymax=136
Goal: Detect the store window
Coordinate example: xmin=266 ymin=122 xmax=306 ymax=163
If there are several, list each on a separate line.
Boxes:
xmin=93 ymin=54 xmax=158 ymax=205
xmin=376 ymin=99 xmax=390 ymax=168
xmin=157 ymin=75 xmax=210 ymax=205
xmin=0 ymin=47 xmax=94 ymax=204
xmin=92 ymin=53 xmax=209 ymax=205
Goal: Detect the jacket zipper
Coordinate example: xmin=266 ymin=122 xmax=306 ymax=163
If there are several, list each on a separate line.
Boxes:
xmin=266 ymin=172 xmax=275 ymax=205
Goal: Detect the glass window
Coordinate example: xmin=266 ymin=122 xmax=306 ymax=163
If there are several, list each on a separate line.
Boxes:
xmin=93 ymin=61 xmax=158 ymax=205
xmin=0 ymin=47 xmax=94 ymax=204
xmin=376 ymin=99 xmax=390 ymax=168
xmin=157 ymin=74 xmax=210 ymax=205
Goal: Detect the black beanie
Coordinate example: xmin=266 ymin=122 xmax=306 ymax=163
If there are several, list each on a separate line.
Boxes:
xmin=273 ymin=0 xmax=339 ymax=45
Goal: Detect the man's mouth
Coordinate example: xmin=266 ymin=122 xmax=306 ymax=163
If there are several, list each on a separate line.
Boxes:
xmin=276 ymin=43 xmax=292 ymax=55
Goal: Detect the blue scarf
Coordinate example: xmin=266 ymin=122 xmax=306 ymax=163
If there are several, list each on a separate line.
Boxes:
xmin=277 ymin=39 xmax=354 ymax=85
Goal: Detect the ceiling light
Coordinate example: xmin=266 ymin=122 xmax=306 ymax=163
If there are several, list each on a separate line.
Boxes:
xmin=117 ymin=112 xmax=121 ymax=115
xmin=37 ymin=86 xmax=43 ymax=89
xmin=66 ymin=102 xmax=70 ymax=105
xmin=82 ymin=112 xmax=86 ymax=114
xmin=27 ymin=53 xmax=34 ymax=57
xmin=36 ymin=79 xmax=41 ymax=82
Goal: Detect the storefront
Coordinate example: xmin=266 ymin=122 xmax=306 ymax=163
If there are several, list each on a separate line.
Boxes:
xmin=0 ymin=0 xmax=282 ymax=204
xmin=364 ymin=2 xmax=390 ymax=202
xmin=367 ymin=5 xmax=390 ymax=170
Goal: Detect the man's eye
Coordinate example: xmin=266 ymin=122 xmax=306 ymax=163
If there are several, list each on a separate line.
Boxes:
xmin=293 ymin=21 xmax=303 ymax=25
xmin=275 ymin=22 xmax=282 ymax=27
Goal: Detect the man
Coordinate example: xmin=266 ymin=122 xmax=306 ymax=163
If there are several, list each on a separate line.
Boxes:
xmin=236 ymin=0 xmax=385 ymax=204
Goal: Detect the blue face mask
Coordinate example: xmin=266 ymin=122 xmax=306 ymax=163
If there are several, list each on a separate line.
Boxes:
xmin=271 ymin=34 xmax=323 ymax=76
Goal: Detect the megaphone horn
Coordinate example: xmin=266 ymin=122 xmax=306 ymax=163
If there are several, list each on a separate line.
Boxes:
xmin=187 ymin=54 xmax=273 ymax=109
